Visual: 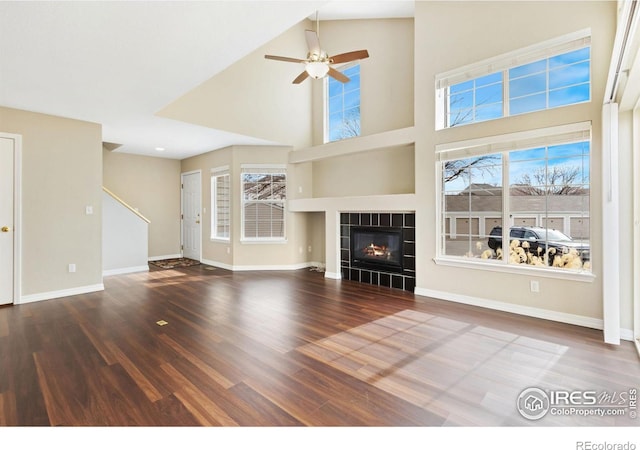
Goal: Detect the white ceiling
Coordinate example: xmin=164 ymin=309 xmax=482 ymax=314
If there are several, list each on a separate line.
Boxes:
xmin=0 ymin=0 xmax=414 ymax=160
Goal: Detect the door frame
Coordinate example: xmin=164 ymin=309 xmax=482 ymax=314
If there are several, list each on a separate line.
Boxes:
xmin=0 ymin=132 xmax=22 ymax=305
xmin=180 ymin=170 xmax=202 ymax=261
xmin=633 ymin=102 xmax=640 ymax=355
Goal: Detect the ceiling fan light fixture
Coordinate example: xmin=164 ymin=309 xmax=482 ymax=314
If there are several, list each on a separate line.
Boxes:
xmin=305 ymin=61 xmax=329 ymax=79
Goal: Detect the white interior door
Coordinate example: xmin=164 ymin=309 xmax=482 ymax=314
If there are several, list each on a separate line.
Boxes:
xmin=181 ymin=171 xmax=201 ymax=261
xmin=0 ymin=137 xmax=15 ymax=305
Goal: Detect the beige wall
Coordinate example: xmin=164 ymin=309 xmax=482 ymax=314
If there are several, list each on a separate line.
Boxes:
xmin=414 ymin=1 xmax=615 ymax=320
xmin=0 ymin=106 xmax=103 ymax=296
xmin=311 ymin=18 xmax=414 ymax=145
xmin=181 ymin=145 xmax=316 ymax=268
xmin=312 ymin=145 xmax=415 ymax=198
xmin=304 ymin=18 xmax=415 ymax=200
xmin=158 ymin=20 xmax=313 ymax=150
xmin=102 ymin=149 xmax=181 ymax=258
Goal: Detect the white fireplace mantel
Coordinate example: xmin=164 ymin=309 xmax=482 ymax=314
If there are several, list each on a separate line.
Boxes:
xmin=289 ymin=194 xmax=417 ymax=279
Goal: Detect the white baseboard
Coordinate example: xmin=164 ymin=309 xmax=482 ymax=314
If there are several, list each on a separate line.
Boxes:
xmin=200 ymin=258 xmax=233 ymax=271
xmin=103 ymin=265 xmax=149 ymax=277
xmin=200 ymin=258 xmax=324 ymax=272
xmin=620 ymin=328 xmax=635 ymax=342
xmin=324 ymin=271 xmax=342 ymax=280
xmin=233 ymin=262 xmax=321 ymax=271
xmin=148 ymin=254 xmax=182 ymax=261
xmin=414 ymin=286 xmax=605 ymax=330
xmin=18 ymin=283 xmax=105 ymax=304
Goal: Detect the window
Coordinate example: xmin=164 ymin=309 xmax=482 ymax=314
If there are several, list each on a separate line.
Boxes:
xmin=241 ymin=166 xmax=286 ymax=241
xmin=438 ymin=123 xmax=591 ymax=273
xmin=211 ymin=167 xmax=230 ymax=240
xmin=326 ymin=64 xmax=361 ymax=142
xmin=509 ymin=47 xmax=590 ymax=115
xmin=448 ymin=72 xmax=504 ymax=127
xmin=437 ymin=30 xmax=591 ymax=129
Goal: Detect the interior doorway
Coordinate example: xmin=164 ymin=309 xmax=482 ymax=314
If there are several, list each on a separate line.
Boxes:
xmin=0 ymin=133 xmax=21 ymax=305
xmin=181 ymin=171 xmax=201 ymax=261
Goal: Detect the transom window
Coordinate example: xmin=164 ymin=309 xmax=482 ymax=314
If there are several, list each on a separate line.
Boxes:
xmin=326 ymin=64 xmax=361 ymax=142
xmin=509 ymin=46 xmax=590 ymax=115
xmin=437 ymin=30 xmax=591 ymax=129
xmin=241 ymin=166 xmax=286 ymax=241
xmin=437 ymin=123 xmax=591 ymax=273
xmin=448 ymin=72 xmax=503 ymax=126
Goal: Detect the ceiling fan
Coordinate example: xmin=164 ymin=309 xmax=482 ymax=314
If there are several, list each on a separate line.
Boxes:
xmin=264 ymin=13 xmax=369 ymax=84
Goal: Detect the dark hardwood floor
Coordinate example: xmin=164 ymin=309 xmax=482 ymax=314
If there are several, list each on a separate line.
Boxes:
xmin=0 ymin=264 xmax=638 ymax=427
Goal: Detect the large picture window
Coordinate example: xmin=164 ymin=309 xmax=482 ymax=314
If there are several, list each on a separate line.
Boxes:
xmin=241 ymin=166 xmax=286 ymax=241
xmin=438 ymin=123 xmax=591 ymax=273
xmin=211 ymin=167 xmax=230 ymax=241
xmin=326 ymin=64 xmax=361 ymax=142
xmin=437 ymin=30 xmax=591 ymax=129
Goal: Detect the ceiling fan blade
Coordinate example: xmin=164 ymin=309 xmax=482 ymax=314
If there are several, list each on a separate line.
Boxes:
xmin=293 ymin=71 xmax=310 ymax=84
xmin=328 ymin=67 xmax=350 ymax=83
xmin=329 ymin=50 xmax=370 ymax=64
xmin=305 ymin=29 xmax=321 ymax=55
xmin=265 ymin=55 xmax=305 ymax=63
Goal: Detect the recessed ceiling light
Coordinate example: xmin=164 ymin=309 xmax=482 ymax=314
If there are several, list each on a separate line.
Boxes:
xmin=155 ymin=147 xmax=165 ymax=152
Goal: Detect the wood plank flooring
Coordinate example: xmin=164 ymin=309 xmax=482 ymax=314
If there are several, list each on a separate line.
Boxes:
xmin=0 ymin=265 xmax=638 ymax=426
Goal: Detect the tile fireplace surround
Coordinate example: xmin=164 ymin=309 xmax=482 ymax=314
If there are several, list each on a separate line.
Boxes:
xmin=340 ymin=212 xmax=416 ymax=292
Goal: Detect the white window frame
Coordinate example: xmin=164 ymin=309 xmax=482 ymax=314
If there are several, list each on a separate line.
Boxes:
xmin=240 ymin=164 xmax=287 ymax=243
xmin=434 ymin=121 xmax=595 ymax=282
xmin=211 ymin=166 xmax=230 ymax=242
xmin=436 ymin=29 xmax=591 ymax=130
xmin=324 ymin=62 xmax=361 ymax=143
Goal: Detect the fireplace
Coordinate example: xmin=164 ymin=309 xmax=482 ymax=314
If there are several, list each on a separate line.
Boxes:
xmin=340 ymin=212 xmax=415 ymax=292
xmin=351 ymin=227 xmax=403 ymax=272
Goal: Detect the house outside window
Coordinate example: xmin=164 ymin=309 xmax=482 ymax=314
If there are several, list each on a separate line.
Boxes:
xmin=211 ymin=167 xmax=230 ymax=241
xmin=326 ymin=64 xmax=361 ymax=142
xmin=436 ymin=30 xmax=591 ymax=129
xmin=241 ymin=166 xmax=287 ymax=241
xmin=437 ymin=122 xmax=591 ymax=274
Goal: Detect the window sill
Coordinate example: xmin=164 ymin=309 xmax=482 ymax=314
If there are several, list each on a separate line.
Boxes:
xmin=210 ymin=238 xmax=230 ymax=243
xmin=433 ymin=256 xmax=595 ymax=282
xmin=240 ymin=239 xmax=288 ymax=245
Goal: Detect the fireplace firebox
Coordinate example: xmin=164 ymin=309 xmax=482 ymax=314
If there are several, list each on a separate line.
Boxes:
xmin=340 ymin=212 xmax=415 ymax=292
xmin=350 ymin=226 xmax=403 ymax=272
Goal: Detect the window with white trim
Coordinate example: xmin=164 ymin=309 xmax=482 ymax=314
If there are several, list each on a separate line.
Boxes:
xmin=211 ymin=167 xmax=230 ymax=241
xmin=241 ymin=166 xmax=286 ymax=241
xmin=326 ymin=64 xmax=361 ymax=142
xmin=436 ymin=30 xmax=591 ymax=129
xmin=437 ymin=123 xmax=591 ymax=273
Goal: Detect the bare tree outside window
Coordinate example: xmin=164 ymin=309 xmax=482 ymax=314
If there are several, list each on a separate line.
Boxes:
xmin=512 ymin=166 xmax=584 ymax=195
xmin=336 ymin=107 xmax=361 ymax=140
xmin=444 ymin=155 xmax=500 ymax=184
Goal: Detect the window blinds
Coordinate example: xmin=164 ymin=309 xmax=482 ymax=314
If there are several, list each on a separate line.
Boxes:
xmin=436 ymin=121 xmax=591 ymax=162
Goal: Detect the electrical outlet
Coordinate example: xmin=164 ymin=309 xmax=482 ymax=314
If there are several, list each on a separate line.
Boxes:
xmin=68 ymin=263 xmax=76 ymax=273
xmin=530 ymin=280 xmax=539 ymax=293
xmin=308 ymin=245 xmax=312 ymax=253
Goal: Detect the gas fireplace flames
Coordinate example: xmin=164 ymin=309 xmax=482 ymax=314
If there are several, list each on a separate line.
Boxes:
xmin=350 ymin=224 xmax=406 ymax=273
xmin=363 ymin=243 xmax=392 ymax=259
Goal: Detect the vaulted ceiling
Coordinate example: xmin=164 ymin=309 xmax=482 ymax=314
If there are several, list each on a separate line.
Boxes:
xmin=0 ymin=1 xmax=414 ymax=159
